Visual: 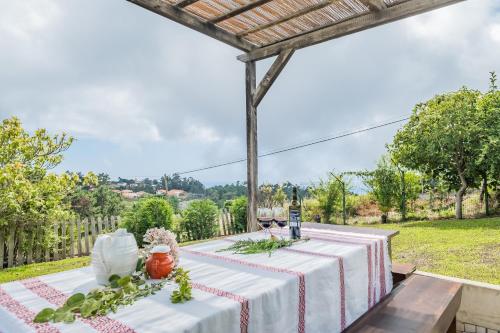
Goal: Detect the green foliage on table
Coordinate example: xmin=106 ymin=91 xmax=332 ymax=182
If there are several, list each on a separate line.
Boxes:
xmin=218 ymin=237 xmax=306 ymax=257
xmin=390 ymin=74 xmax=500 ymax=219
xmin=170 ymin=267 xmax=192 ymax=303
xmin=180 ymin=199 xmax=218 ymax=240
xmin=230 ymin=196 xmax=247 ymax=233
xmin=122 ymin=197 xmax=174 ymax=246
xmin=34 ymin=274 xmax=166 ymax=324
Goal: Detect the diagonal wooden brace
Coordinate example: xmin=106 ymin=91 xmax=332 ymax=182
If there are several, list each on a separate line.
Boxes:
xmin=252 ymin=48 xmax=294 ymax=108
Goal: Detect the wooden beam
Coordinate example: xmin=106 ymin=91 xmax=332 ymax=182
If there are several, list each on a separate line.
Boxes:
xmin=127 ymin=0 xmax=255 ymax=51
xmin=253 ymin=48 xmax=294 ymax=107
xmin=210 ymin=0 xmax=273 ymax=24
xmin=175 ymin=0 xmax=199 ymax=8
xmin=237 ymin=0 xmax=335 ymax=37
xmin=246 ymin=61 xmax=258 ymax=232
xmin=359 ymin=0 xmax=386 ymax=11
xmin=238 ymin=0 xmax=465 ymax=61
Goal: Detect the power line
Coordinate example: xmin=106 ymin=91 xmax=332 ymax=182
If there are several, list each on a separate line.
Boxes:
xmin=175 ymin=116 xmax=410 ymax=175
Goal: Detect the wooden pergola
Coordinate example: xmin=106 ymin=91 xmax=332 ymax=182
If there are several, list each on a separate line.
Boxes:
xmin=127 ymin=0 xmax=464 ymax=231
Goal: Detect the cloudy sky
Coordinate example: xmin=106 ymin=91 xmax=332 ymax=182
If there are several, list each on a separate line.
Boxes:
xmin=1 ymin=0 xmax=499 ymax=185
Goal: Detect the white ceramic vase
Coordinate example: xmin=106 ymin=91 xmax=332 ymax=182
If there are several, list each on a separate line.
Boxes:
xmin=91 ymin=228 xmax=138 ymax=285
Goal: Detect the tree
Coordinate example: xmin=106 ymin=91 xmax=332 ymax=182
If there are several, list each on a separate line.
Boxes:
xmin=122 ymin=197 xmax=174 ymax=246
xmin=272 ymin=187 xmax=287 ymax=207
xmin=0 ymin=117 xmax=84 ymax=253
xmin=180 ymin=199 xmax=218 ymax=240
xmin=310 ymin=174 xmax=343 ymax=224
xmin=230 ymin=196 xmax=247 ymax=233
xmin=391 ymin=87 xmax=482 ymax=219
xmin=362 ymin=157 xmax=399 ymax=223
xmin=475 ymin=72 xmax=500 ymax=215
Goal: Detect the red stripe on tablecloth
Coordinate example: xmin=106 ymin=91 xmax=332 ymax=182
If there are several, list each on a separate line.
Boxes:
xmin=0 ymin=286 xmax=60 ymax=333
xmin=279 ymin=247 xmax=346 ymax=331
xmin=277 ymin=229 xmax=378 ymax=309
xmin=181 ymin=248 xmax=306 ymax=333
xmin=21 ymin=279 xmax=137 ymax=333
xmin=223 ymin=238 xmax=347 ymax=331
xmin=301 ymin=230 xmax=388 ymax=301
xmin=191 ymin=282 xmax=249 ymax=333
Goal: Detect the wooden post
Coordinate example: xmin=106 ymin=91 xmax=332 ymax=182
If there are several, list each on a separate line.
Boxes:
xmin=76 ymin=218 xmax=82 ymax=257
xmin=246 ymin=60 xmax=258 ymax=232
xmin=84 ymin=219 xmax=90 ymax=255
xmin=7 ymin=227 xmax=16 ymax=268
xmin=0 ymin=230 xmax=4 ymax=270
xmin=69 ymin=219 xmax=74 ymax=258
xmin=53 ymin=223 xmax=59 ymax=261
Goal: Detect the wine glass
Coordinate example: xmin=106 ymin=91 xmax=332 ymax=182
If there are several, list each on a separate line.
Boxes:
xmin=257 ymin=208 xmax=273 ymax=237
xmin=272 ymin=207 xmax=288 ymax=236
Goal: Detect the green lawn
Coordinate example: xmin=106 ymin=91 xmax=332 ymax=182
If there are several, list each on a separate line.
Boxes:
xmin=0 ymin=257 xmax=91 ymax=284
xmin=1 ymin=218 xmax=499 ymax=285
xmin=363 ymin=217 xmax=500 ymax=285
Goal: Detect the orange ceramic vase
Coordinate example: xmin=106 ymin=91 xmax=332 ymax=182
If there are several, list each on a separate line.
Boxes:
xmin=146 ymin=252 xmax=174 ymax=279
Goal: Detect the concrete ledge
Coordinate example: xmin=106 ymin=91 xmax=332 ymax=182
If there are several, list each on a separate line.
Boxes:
xmin=415 ymin=271 xmax=500 ymax=331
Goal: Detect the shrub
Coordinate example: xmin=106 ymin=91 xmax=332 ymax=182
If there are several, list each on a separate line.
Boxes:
xmin=180 ymin=199 xmax=218 ymax=240
xmin=121 ymin=197 xmax=174 ymax=246
xmin=230 ymin=196 xmax=247 ymax=232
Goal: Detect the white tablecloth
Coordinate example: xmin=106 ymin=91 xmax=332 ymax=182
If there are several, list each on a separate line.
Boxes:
xmin=0 ymin=228 xmax=392 ymax=333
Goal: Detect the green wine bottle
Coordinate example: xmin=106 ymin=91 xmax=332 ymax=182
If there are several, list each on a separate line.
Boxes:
xmin=289 ymin=187 xmax=301 ymax=239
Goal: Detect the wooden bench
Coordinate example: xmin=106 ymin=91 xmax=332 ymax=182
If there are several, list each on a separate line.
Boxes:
xmin=345 ymin=274 xmax=462 ymax=333
xmin=392 ymin=262 xmax=416 ymax=284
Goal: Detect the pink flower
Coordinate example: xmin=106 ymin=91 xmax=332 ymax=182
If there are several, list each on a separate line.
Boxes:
xmin=143 ymin=228 xmax=179 ymax=265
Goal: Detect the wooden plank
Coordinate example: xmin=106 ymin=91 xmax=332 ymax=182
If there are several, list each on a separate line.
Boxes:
xmin=44 ymin=226 xmax=51 ymax=262
xmin=7 ymin=227 xmax=15 ymax=268
xmin=359 ymin=0 xmax=386 ymax=11
xmin=61 ymin=221 xmax=67 ymax=259
xmin=34 ymin=225 xmax=42 ymax=262
xmin=53 ymin=223 xmax=59 ymax=261
xmin=238 ymin=0 xmax=465 ymax=61
xmin=210 ymin=0 xmax=273 ymax=24
xmin=392 ymin=262 xmax=416 ymax=284
xmin=90 ymin=217 xmax=97 ymax=246
xmin=253 ymin=48 xmax=294 ymax=107
xmin=345 ymin=275 xmax=462 ymax=333
xmin=237 ymin=0 xmax=336 ymax=37
xmin=175 ymin=0 xmax=199 ymax=8
xmin=97 ymin=216 xmax=103 ymax=235
xmin=110 ymin=216 xmax=116 ymax=230
xmin=84 ymin=219 xmax=90 ymax=255
xmin=26 ymin=228 xmax=34 ymax=264
xmin=104 ymin=216 xmax=110 ymax=231
xmin=246 ymin=60 xmax=258 ymax=232
xmin=68 ymin=219 xmax=74 ymax=258
xmin=0 ymin=230 xmax=4 ymax=270
xmin=126 ymin=0 xmax=255 ymax=51
xmin=16 ymin=225 xmax=24 ymax=266
xmin=76 ymin=218 xmax=82 ymax=257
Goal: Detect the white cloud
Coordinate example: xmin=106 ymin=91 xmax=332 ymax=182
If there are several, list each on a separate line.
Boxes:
xmin=38 ymin=85 xmax=162 ymax=146
xmin=0 ymin=0 xmax=499 ymax=183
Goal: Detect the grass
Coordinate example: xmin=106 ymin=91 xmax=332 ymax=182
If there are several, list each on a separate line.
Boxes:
xmin=363 ymin=216 xmax=500 ymax=285
xmin=1 ymin=218 xmax=499 ymax=285
xmin=0 ymin=257 xmax=91 ymax=284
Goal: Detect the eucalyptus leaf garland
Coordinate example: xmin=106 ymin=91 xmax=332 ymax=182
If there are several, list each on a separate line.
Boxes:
xmin=217 ymin=236 xmax=308 ymax=257
xmin=34 ymin=265 xmax=193 ymax=324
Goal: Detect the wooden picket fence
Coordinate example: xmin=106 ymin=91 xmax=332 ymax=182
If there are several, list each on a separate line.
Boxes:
xmin=0 ymin=217 xmax=120 ymax=270
xmin=0 ymin=211 xmax=241 ymax=270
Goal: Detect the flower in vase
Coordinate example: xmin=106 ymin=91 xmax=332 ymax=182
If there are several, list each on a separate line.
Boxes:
xmin=143 ymin=227 xmax=179 ymax=265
